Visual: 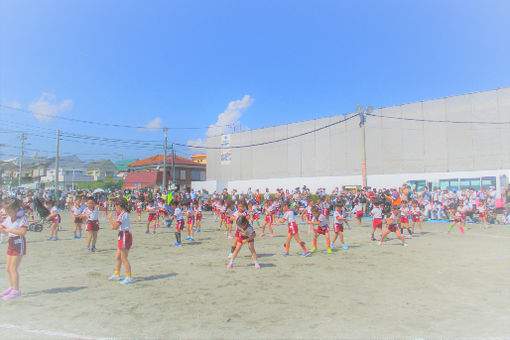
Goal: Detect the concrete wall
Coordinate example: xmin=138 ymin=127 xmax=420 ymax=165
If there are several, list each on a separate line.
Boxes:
xmin=206 ymin=87 xmax=510 ymax=182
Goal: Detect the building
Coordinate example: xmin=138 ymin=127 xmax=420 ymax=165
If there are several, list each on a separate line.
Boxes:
xmin=86 ymin=159 xmax=118 ymax=181
xmin=123 ymin=154 xmax=206 ymax=189
xmin=41 ymin=155 xmax=95 ymax=188
xmin=115 ymin=159 xmax=138 ymax=179
xmin=190 ymin=153 xmax=207 ymax=164
xmin=200 ymin=87 xmax=510 ymax=194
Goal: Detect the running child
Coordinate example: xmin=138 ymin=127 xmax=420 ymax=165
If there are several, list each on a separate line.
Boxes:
xmin=260 ymin=200 xmax=275 ymax=237
xmin=309 ymin=206 xmax=332 ymax=254
xmin=108 ymin=199 xmax=134 ymax=285
xmin=331 ymin=203 xmax=349 ymax=250
xmin=0 ymin=198 xmax=28 ymax=300
xmin=379 ymin=206 xmax=408 ymax=246
xmin=369 ymin=201 xmax=384 ymax=241
xmin=351 ymin=199 xmax=364 ymax=227
xmin=277 ymin=202 xmax=311 ymax=256
xmin=136 ymin=200 xmax=143 ymax=223
xmin=227 ymin=215 xmax=260 ymax=269
xmin=70 ymin=197 xmax=84 ymax=239
xmin=145 ymin=199 xmax=157 ymax=234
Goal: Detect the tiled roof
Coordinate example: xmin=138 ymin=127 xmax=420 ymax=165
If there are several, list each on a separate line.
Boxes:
xmin=127 ymin=155 xmax=204 ymax=167
xmin=123 ymin=172 xmax=161 ymax=186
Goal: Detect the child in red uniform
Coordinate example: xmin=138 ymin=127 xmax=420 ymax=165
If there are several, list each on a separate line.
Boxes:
xmin=185 ymin=202 xmax=195 ymax=241
xmin=410 ymin=200 xmax=424 ymax=233
xmin=46 ymin=200 xmax=61 ymax=241
xmin=136 ymin=200 xmax=143 ymax=223
xmin=260 ymin=200 xmax=275 ymax=237
xmin=79 ymin=197 xmax=100 ymax=252
xmin=0 ymin=198 xmax=28 ymax=300
xmin=108 ymin=199 xmax=134 ymax=284
xmin=145 ymin=199 xmax=157 ymax=234
xmin=399 ymin=200 xmax=413 ymax=238
xmin=227 ymin=216 xmax=260 ymax=269
xmin=379 ymin=206 xmax=408 ymax=246
xmin=331 ymin=203 xmax=349 ymax=250
xmin=309 ymin=206 xmax=332 ymax=254
xmin=277 ymin=203 xmax=311 ymax=256
xmin=194 ymin=201 xmax=202 ymax=233
xmin=447 ymin=205 xmax=465 ymax=234
xmin=369 ymin=202 xmax=383 ymax=241
xmin=170 ymin=201 xmax=185 ymax=246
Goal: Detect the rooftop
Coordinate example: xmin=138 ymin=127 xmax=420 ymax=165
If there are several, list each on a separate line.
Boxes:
xmin=127 ymin=155 xmax=205 ymax=168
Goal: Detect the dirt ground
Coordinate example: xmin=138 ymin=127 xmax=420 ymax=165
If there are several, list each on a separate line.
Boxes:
xmin=0 ymin=211 xmax=509 ymax=339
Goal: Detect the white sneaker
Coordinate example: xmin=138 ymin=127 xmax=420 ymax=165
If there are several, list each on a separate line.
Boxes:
xmin=403 ymin=243 xmax=408 ymax=247
xmin=378 ymin=241 xmax=382 ymax=246
xmin=228 ymin=253 xmax=233 ymax=259
xmin=108 ymin=274 xmax=121 ymax=280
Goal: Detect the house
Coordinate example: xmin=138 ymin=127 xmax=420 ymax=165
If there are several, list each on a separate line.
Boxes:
xmin=115 ymin=159 xmax=138 ymax=179
xmin=123 ymin=154 xmax=206 ymax=189
xmin=190 ymin=153 xmax=207 ymax=165
xmin=86 ymin=159 xmax=118 ymax=181
xmin=41 ymin=155 xmax=95 ymax=188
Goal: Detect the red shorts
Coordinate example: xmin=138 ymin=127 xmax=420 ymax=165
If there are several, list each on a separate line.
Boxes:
xmin=86 ymin=220 xmax=99 ymax=231
xmin=137 ymin=208 xmax=142 ymax=214
xmin=479 ymin=213 xmax=486 ymax=218
xmin=237 ymin=232 xmax=255 ymax=243
xmin=307 ymin=213 xmax=312 ymax=222
xmin=7 ymin=236 xmax=26 ymax=256
xmin=118 ymin=231 xmax=133 ymax=250
xmin=175 ymin=219 xmax=184 ymax=232
xmin=253 ymin=213 xmax=259 ymax=220
xmin=52 ymin=214 xmax=61 ymax=224
xmin=412 ymin=216 xmax=420 ymax=222
xmin=373 ymin=218 xmax=382 ymax=229
xmin=317 ymin=226 xmax=329 ymax=235
xmin=196 ymin=214 xmax=202 ymax=222
xmin=288 ymin=222 xmax=298 ymax=235
xmin=187 ymin=218 xmax=194 ymax=225
xmin=265 ymin=215 xmax=273 ymax=224
xmin=400 ymin=216 xmax=409 ymax=223
xmin=221 ymin=214 xmax=227 ymax=222
xmin=334 ymin=223 xmax=344 ymax=233
xmin=356 ymin=210 xmax=363 ymax=218
xmin=148 ymin=213 xmax=157 ymax=222
xmin=323 ymin=209 xmax=329 ymax=217
xmin=388 ymin=225 xmax=398 ymax=233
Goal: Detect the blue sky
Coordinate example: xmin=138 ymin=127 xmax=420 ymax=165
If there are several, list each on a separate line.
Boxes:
xmin=1 ymin=0 xmax=509 ymax=161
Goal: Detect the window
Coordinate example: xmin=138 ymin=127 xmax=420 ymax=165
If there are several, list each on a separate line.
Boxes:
xmin=439 ymin=179 xmax=458 ymax=191
xmin=180 ymin=170 xmax=186 ymax=180
xmin=460 ymin=178 xmax=480 ymax=191
xmin=190 ymin=170 xmax=201 ymax=181
xmin=481 ymin=176 xmax=496 ymax=189
xmin=200 ymin=171 xmax=206 ymax=181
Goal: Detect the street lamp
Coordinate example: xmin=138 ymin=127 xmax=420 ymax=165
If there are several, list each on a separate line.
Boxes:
xmin=355 ymin=105 xmax=374 ymax=188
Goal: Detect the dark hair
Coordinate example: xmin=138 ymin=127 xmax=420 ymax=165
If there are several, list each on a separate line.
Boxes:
xmin=87 ymin=196 xmax=97 ymax=204
xmin=2 ymin=197 xmax=22 ymax=211
xmin=116 ymin=199 xmax=132 ymax=213
xmin=236 ymin=216 xmax=250 ymax=230
xmin=171 ymin=200 xmax=179 ymax=207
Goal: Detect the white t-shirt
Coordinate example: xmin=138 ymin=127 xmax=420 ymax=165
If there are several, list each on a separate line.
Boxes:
xmin=116 ymin=211 xmax=131 ymax=231
xmin=283 ymin=210 xmax=296 ymax=223
xmin=71 ymin=205 xmax=83 ymax=215
xmin=314 ymin=214 xmax=329 ymax=228
xmin=82 ymin=207 xmax=99 ymax=221
xmin=371 ymin=207 xmax=383 ymax=219
xmin=1 ymin=215 xmax=28 ymax=237
xmin=173 ymin=207 xmax=184 ymax=221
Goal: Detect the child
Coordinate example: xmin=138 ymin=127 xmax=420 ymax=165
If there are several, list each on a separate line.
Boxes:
xmin=70 ymin=197 xmax=84 ymax=239
xmin=369 ymin=202 xmax=383 ymax=241
xmin=331 ymin=203 xmax=349 ymax=250
xmin=379 ymin=206 xmax=408 ymax=246
xmin=249 ymin=202 xmax=261 ymax=227
xmin=228 ymin=201 xmax=250 ymax=258
xmin=277 ymin=203 xmax=311 ymax=256
xmin=260 ymin=200 xmax=275 ymax=237
xmin=170 ymin=201 xmax=185 ymax=246
xmin=227 ymin=215 xmax=260 ymax=269
xmin=478 ymin=200 xmax=489 ymax=230
xmin=217 ymin=200 xmax=227 ymax=231
xmin=79 ymin=197 xmax=100 ymax=252
xmin=194 ymin=201 xmax=202 ymax=233
xmin=136 ymin=200 xmax=143 ymax=223
xmin=225 ymin=201 xmax=234 ymax=239
xmin=46 ymin=200 xmax=61 ymax=241
xmin=0 ymin=198 xmax=28 ymax=300
xmin=185 ymin=202 xmax=195 ymax=241
xmin=108 ymin=199 xmax=134 ymax=284
xmin=410 ymin=201 xmax=424 ymax=233
xmin=351 ymin=199 xmax=364 ymax=227
xmin=399 ymin=200 xmax=413 ymax=238
xmin=309 ymin=206 xmax=332 ymax=254
xmin=145 ymin=199 xmax=157 ymax=234
xmin=447 ymin=205 xmax=465 ymax=235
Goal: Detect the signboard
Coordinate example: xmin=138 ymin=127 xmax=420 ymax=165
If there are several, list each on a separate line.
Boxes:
xmin=220 ymin=134 xmax=232 ymax=165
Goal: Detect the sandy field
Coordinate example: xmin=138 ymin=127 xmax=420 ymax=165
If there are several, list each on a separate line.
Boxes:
xmin=0 ymin=210 xmax=509 ymax=340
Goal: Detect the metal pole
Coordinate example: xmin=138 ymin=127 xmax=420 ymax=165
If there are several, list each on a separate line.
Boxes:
xmin=55 ymin=129 xmax=60 ymax=195
xmin=163 ymin=128 xmax=168 ymax=190
xmin=360 ymin=112 xmax=367 ymax=188
xmin=18 ymin=133 xmax=26 ymax=187
xmin=171 ymin=144 xmax=175 ymax=185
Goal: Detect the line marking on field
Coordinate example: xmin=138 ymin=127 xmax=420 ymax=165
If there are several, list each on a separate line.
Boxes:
xmin=0 ymin=324 xmax=111 ymax=340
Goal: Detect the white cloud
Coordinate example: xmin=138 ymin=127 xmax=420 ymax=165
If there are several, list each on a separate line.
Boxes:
xmin=186 ymin=95 xmax=254 ymax=149
xmin=1 ymin=100 xmax=21 ymax=109
xmin=28 ymin=92 xmax=73 ymax=121
xmin=140 ymin=117 xmax=163 ymax=131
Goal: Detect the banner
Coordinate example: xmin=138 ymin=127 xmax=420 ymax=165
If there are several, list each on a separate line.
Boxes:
xmin=220 ymin=134 xmax=232 ymax=165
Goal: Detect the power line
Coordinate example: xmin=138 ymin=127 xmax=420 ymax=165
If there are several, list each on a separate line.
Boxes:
xmin=366 ymin=113 xmax=510 ymax=125
xmin=175 ymin=113 xmax=360 ymax=149
xmin=0 ymin=104 xmax=238 ymax=130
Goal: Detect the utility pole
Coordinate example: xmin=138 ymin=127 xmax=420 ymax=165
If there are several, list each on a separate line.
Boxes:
xmin=171 ymin=144 xmax=176 ymax=186
xmin=18 ymin=133 xmax=26 ymax=187
xmin=55 ymin=129 xmax=60 ymax=196
xmin=356 ymin=105 xmax=373 ymax=188
xmin=163 ymin=128 xmax=168 ymax=190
